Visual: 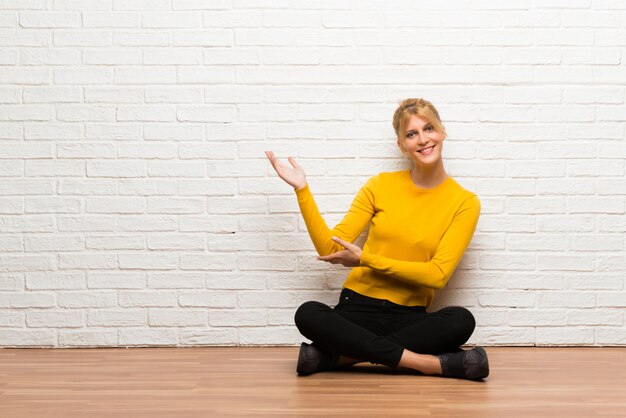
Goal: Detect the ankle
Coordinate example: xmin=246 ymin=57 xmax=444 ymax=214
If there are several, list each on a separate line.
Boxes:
xmin=337 ymin=355 xmax=360 ymax=367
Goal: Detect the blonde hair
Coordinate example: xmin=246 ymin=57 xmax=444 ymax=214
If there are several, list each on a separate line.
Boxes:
xmin=392 ymin=98 xmax=446 ymax=141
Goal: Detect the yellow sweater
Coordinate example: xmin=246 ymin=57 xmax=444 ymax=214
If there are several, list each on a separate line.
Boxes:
xmin=295 ymin=169 xmax=481 ymax=307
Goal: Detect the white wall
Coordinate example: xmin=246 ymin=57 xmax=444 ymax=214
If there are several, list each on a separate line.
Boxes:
xmin=0 ymin=0 xmax=624 ymax=347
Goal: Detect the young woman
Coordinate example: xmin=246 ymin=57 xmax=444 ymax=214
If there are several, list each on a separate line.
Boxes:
xmin=265 ymin=98 xmax=489 ymax=381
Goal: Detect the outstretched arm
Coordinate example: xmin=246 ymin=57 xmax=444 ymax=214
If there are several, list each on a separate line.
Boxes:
xmin=265 ymin=150 xmax=376 ymax=256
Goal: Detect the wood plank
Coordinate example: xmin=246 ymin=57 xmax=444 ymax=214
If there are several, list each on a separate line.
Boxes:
xmin=0 ymin=347 xmax=624 ymax=417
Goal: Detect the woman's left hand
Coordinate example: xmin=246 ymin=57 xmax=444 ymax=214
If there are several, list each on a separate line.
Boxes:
xmin=317 ymin=237 xmax=362 ymax=267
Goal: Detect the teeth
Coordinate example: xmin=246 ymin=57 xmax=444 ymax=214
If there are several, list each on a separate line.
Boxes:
xmin=419 ymin=146 xmax=434 ymax=153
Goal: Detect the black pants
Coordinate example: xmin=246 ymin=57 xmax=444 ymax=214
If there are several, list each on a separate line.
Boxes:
xmin=294 ymin=288 xmax=476 ymax=369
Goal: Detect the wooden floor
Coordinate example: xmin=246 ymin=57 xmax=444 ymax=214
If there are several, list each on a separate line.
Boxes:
xmin=0 ymin=347 xmax=624 ymax=418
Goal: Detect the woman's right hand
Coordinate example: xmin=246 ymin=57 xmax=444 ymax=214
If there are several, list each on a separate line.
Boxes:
xmin=265 ymin=151 xmax=307 ymax=190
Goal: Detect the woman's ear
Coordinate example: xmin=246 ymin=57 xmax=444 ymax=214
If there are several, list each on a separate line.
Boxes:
xmin=396 ymin=138 xmax=406 ymax=154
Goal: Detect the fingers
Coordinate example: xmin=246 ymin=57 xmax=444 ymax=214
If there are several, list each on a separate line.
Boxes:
xmin=317 ymin=254 xmax=340 ymax=264
xmin=264 ymin=150 xmax=275 ymax=167
xmin=265 ymin=150 xmax=283 ymax=172
xmin=331 ymin=236 xmax=352 ymax=249
xmin=287 ymin=156 xmax=299 ymax=169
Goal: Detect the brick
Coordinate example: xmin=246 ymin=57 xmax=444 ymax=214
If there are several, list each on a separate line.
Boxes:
xmin=479 ymin=253 xmax=535 ymax=270
xmin=147 ymin=197 xmax=204 ymax=214
xmin=208 ymin=196 xmax=268 ymax=214
xmin=149 ymin=309 xmax=207 ymax=326
xmin=57 ymin=179 xmax=117 ymax=195
xmin=178 ymin=179 xmax=237 ymax=196
xmin=204 ymin=47 xmax=259 ymax=64
xmin=594 ymin=328 xmax=626 ymax=344
xmin=180 ymin=328 xmax=237 ymax=345
xmin=119 ymin=290 xmax=178 ymax=307
xmin=0 ymin=310 xmax=24 ymax=326
xmin=24 ymin=123 xmax=82 ymax=141
xmin=85 ymin=123 xmax=142 ymax=140
xmin=205 ymin=272 xmax=265 ymax=290
xmin=536 ymin=327 xmax=594 ymax=345
xmin=0 ymin=329 xmax=56 ymax=347
xmin=239 ymin=327 xmax=299 ymax=345
xmin=537 ymin=254 xmax=595 ymax=271
xmin=58 ymin=253 xmax=117 ymax=269
xmin=21 ymin=48 xmax=80 ymax=65
xmin=86 ymin=160 xmax=146 ymax=177
xmin=173 ymin=30 xmax=232 ymax=46
xmin=0 ymin=274 xmax=23 ymax=290
xmin=88 ymin=310 xmax=147 ymax=326
xmin=117 ymin=215 xmax=178 ymax=232
xmin=177 ymin=105 xmax=234 ymax=122
xmin=567 ymin=310 xmax=623 ymax=326
xmin=141 ymin=12 xmax=202 ymax=28
xmin=179 ymin=291 xmax=236 ymax=308
xmin=507 ymin=310 xmax=567 ymax=326
xmin=143 ymin=123 xmax=204 ymax=140
xmin=147 ymin=161 xmax=206 ymax=177
xmin=538 ymin=291 xmax=595 ymax=308
xmin=54 ymin=68 xmax=112 ymax=84
xmin=27 ymin=310 xmax=84 ymax=327
xmin=478 ymin=291 xmax=536 ymax=308
xmin=57 ymin=216 xmax=116 ymax=233
xmin=119 ymin=181 xmax=172 ymax=201
xmin=143 ymin=48 xmax=202 ymax=65
xmin=565 ymin=273 xmax=622 ymax=290
xmin=85 ymin=235 xmax=144 ymax=250
xmin=147 ymin=234 xmax=205 ymax=250
xmin=54 ymin=31 xmax=112 ymax=46
xmin=54 ymin=0 xmax=111 ymax=10
xmin=145 ymin=87 xmax=204 ymax=103
xmin=0 ymin=255 xmax=56 ymax=272
xmin=59 ymin=329 xmax=118 ymax=347
xmin=83 ymin=12 xmax=138 ymax=28
xmin=238 ymin=291 xmax=297 ymax=308
xmin=57 ymin=143 xmax=116 ymax=159
xmin=0 ymin=292 xmax=55 ymax=308
xmin=19 ymin=11 xmax=79 ymax=28
xmin=114 ymin=32 xmax=170 ymax=46
xmin=23 ymin=196 xmax=79 ymax=215
xmin=179 ymin=216 xmax=237 ymax=233
xmin=118 ymin=252 xmax=179 ymax=269
xmin=597 ymin=291 xmax=626 ymax=307
xmin=148 ymin=272 xmax=204 ymax=289
xmin=118 ymin=328 xmax=179 ymax=345
xmin=115 ymin=67 xmax=175 ymax=84
xmin=0 ymin=87 xmax=19 ymax=103
xmin=116 ymin=105 xmax=175 ymax=122
xmin=209 ymin=309 xmax=266 ymax=327
xmin=113 ymin=0 xmax=169 ymax=10
xmin=179 ymin=253 xmax=237 ymax=270
xmin=25 ymin=234 xmax=84 ymax=251
xmin=175 ymin=0 xmax=230 ymax=10
xmin=83 ymin=49 xmax=140 ymax=65
xmin=87 ymin=271 xmax=146 ymax=289
xmin=0 ymin=198 xmax=23 ymax=214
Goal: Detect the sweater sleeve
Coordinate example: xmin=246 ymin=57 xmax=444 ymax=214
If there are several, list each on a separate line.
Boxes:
xmin=359 ymin=194 xmax=481 ymax=290
xmin=294 ymin=175 xmax=378 ymax=256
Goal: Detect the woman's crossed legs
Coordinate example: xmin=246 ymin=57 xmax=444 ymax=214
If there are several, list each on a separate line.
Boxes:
xmin=294 ymin=293 xmax=476 ymax=375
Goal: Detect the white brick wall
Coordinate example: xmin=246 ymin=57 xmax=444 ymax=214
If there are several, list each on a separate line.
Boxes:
xmin=1 ymin=1 xmax=624 ymax=348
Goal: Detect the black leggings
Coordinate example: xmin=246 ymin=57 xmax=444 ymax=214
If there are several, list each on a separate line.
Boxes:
xmin=294 ymin=288 xmax=476 ymax=369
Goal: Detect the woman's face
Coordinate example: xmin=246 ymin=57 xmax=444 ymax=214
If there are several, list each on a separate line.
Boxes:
xmin=397 ymin=114 xmax=446 ymax=167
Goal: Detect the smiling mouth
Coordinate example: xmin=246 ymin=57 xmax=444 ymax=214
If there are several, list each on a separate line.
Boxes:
xmin=418 ymin=145 xmax=435 ymax=154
